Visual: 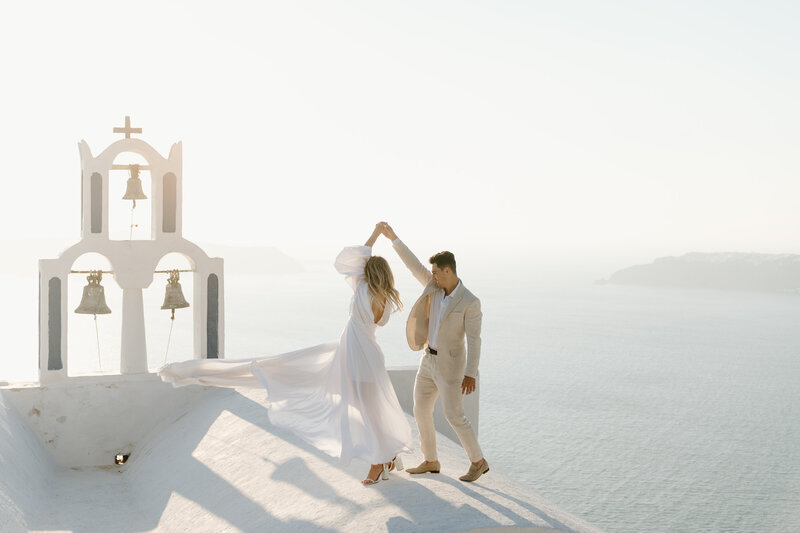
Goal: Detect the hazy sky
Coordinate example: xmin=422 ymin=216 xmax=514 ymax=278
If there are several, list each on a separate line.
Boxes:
xmin=1 ymin=1 xmax=798 ymax=261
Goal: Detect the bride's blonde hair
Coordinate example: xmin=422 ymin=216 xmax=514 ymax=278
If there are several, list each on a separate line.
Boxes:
xmin=363 ymin=256 xmax=403 ymax=314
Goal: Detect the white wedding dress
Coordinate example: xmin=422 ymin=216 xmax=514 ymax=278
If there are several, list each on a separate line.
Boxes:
xmin=158 ymin=245 xmax=414 ymax=465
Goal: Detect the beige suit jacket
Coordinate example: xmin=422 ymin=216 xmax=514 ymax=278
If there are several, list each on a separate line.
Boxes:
xmin=393 ymin=240 xmax=482 ymax=381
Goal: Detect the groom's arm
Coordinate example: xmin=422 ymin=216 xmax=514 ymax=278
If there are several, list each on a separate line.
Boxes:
xmin=464 ymin=298 xmax=482 ymax=380
xmin=393 ymin=240 xmax=433 ymax=286
xmin=381 ymin=223 xmax=433 ymax=286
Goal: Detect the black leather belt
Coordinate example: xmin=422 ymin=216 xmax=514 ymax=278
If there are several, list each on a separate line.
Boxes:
xmin=427 ymin=347 xmax=438 ymax=355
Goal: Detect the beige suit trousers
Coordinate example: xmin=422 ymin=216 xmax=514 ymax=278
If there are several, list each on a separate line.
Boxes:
xmin=414 ymin=351 xmax=483 ymax=463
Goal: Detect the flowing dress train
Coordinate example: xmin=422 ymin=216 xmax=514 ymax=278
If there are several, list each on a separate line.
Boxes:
xmin=157 ymin=245 xmax=414 ymax=465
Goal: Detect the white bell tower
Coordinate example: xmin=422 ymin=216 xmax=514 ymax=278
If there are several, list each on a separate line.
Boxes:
xmin=37 ymin=117 xmax=225 ymax=384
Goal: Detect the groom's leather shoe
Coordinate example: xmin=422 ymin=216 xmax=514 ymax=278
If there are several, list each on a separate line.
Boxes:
xmin=406 ymin=460 xmax=441 ymax=474
xmin=459 ymin=459 xmax=489 ymax=482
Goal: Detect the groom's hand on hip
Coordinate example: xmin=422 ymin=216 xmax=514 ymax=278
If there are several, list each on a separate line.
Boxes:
xmin=461 ymin=376 xmax=476 ymax=395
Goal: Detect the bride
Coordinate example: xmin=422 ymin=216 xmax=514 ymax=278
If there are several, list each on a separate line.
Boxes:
xmin=158 ymin=223 xmax=413 ymax=485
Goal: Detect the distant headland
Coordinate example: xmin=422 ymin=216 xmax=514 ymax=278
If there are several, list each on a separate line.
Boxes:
xmin=599 ymin=252 xmax=800 ymax=292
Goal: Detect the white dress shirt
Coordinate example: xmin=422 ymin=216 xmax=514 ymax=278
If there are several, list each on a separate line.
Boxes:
xmin=428 ymin=280 xmax=461 ymax=351
xmin=390 ymin=237 xmax=461 ymax=351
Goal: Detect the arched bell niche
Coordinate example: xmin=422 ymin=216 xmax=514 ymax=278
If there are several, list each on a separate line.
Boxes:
xmin=144 ymin=252 xmax=195 ymax=370
xmin=67 ymin=252 xmax=122 ymax=376
xmin=108 ymin=152 xmax=152 ymax=241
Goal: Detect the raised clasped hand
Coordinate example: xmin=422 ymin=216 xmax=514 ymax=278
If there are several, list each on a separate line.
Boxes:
xmin=379 ymin=221 xmax=397 ymax=240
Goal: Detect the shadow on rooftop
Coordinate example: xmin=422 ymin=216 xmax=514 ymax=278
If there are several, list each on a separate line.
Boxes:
xmin=427 ymin=475 xmax=575 ymax=532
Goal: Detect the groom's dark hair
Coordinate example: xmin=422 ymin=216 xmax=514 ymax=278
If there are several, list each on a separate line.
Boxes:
xmin=429 ymin=251 xmax=457 ymax=274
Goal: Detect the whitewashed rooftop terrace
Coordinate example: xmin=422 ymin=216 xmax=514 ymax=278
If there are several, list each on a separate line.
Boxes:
xmin=0 ymin=385 xmax=601 ymax=532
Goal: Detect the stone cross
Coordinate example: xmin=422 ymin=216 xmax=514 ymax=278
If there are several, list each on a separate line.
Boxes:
xmin=113 ymin=116 xmax=142 ymax=139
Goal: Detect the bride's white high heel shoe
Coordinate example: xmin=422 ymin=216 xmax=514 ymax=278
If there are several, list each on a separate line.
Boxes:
xmin=361 ymin=465 xmax=387 ymax=486
xmin=386 ymin=455 xmax=404 ymax=473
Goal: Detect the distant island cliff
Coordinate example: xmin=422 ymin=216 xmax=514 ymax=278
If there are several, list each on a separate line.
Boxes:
xmin=600 ymin=252 xmax=800 ymax=291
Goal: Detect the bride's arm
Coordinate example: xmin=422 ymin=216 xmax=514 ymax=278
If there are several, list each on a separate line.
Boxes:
xmin=333 ymin=227 xmax=376 ymax=290
xmin=365 ymin=223 xmax=382 ymax=247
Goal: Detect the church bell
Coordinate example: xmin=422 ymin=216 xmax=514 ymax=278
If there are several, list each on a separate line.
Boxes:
xmin=75 ymin=271 xmax=112 ymax=315
xmin=122 ymin=164 xmax=148 ymax=202
xmin=161 ymin=270 xmax=189 ymax=319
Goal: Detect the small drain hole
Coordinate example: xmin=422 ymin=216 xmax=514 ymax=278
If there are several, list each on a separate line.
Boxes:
xmin=115 ymin=453 xmax=130 ymax=465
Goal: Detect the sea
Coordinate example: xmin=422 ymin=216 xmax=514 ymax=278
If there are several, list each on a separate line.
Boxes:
xmin=2 ymin=256 xmax=799 ymax=533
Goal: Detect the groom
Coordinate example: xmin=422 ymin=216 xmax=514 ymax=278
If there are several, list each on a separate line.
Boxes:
xmin=380 ymin=222 xmax=489 ymax=482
